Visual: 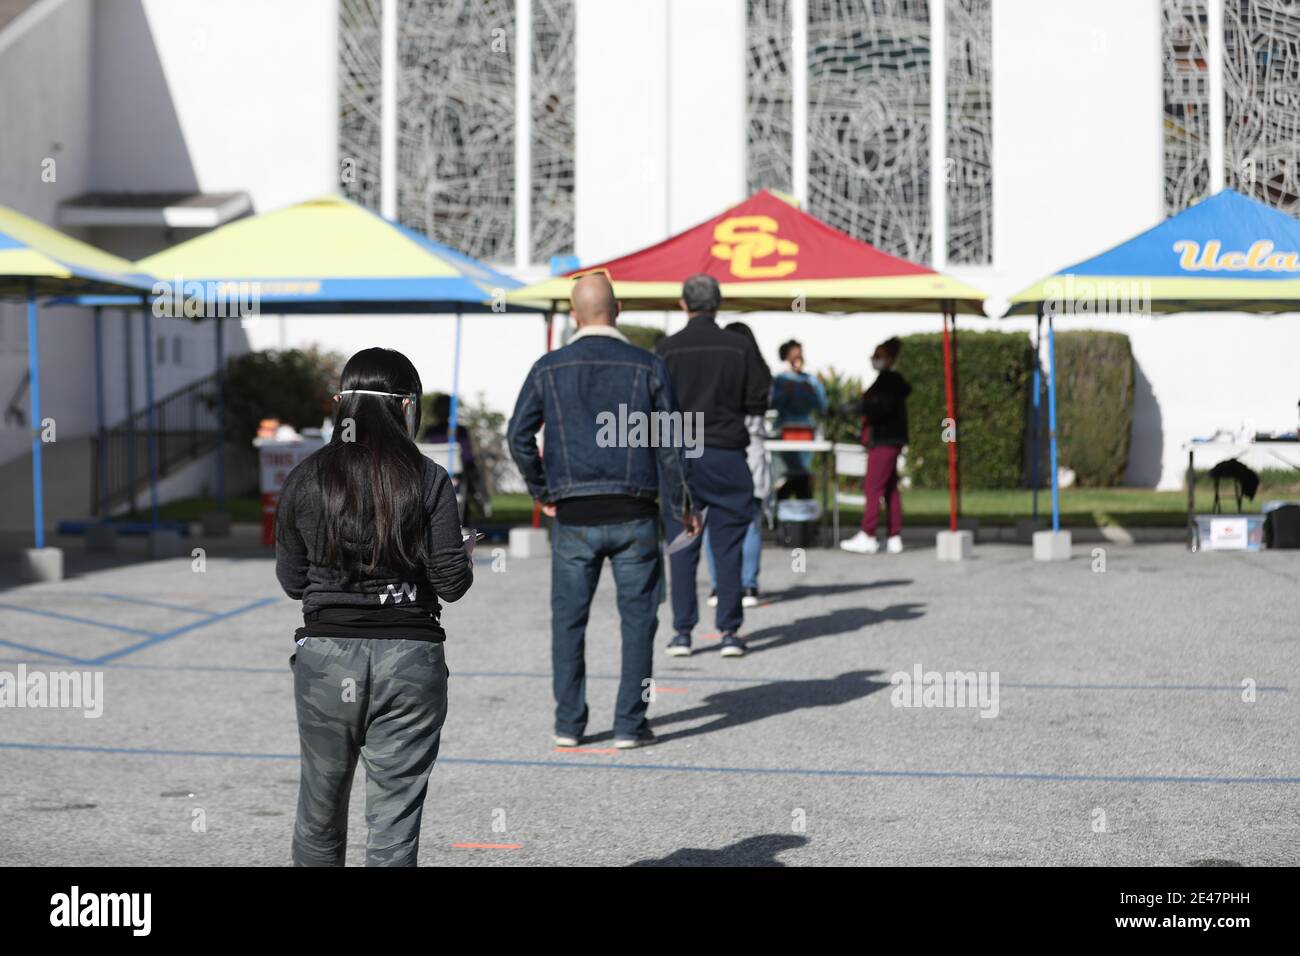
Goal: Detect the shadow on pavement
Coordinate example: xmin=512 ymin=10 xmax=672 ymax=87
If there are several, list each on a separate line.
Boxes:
xmin=629 ymin=833 xmax=809 ymax=867
xmin=763 ymin=579 xmax=912 ymax=604
xmin=738 ymin=603 xmax=926 ymax=655
xmin=649 ymin=669 xmax=891 ymax=744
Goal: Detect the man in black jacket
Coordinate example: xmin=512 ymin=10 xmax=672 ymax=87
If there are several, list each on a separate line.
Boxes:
xmin=656 ymin=274 xmax=772 ymax=658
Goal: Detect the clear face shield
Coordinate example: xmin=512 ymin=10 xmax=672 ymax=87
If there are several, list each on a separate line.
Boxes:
xmin=337 ymin=389 xmax=419 ymax=438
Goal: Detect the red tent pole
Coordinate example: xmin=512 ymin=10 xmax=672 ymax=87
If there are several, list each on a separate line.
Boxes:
xmin=951 ymin=302 xmax=961 ymax=519
xmin=941 ymin=307 xmax=958 ymax=533
xmin=531 ymin=309 xmax=555 ymax=530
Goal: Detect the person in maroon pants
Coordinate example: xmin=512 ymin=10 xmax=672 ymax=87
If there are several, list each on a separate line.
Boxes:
xmin=841 ymin=337 xmax=911 ymax=555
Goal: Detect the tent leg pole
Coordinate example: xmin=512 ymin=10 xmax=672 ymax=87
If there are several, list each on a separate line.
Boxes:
xmin=93 ymin=305 xmax=109 ymax=520
xmin=951 ymin=302 xmax=961 ymax=520
xmin=123 ymin=308 xmax=137 ymax=516
xmin=1047 ymin=311 xmax=1060 ymax=533
xmin=215 ymin=313 xmax=226 ymax=512
xmin=1032 ymin=306 xmax=1042 ymax=520
xmin=941 ymin=309 xmax=958 ymax=533
xmin=28 ymin=293 xmax=44 ymax=550
xmin=448 ymin=312 xmax=462 ymax=484
xmin=142 ymin=304 xmax=160 ymax=530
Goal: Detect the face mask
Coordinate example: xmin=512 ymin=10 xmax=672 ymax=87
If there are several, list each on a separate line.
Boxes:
xmin=338 ymin=389 xmax=418 ymax=437
xmin=871 ymin=358 xmax=887 ymax=372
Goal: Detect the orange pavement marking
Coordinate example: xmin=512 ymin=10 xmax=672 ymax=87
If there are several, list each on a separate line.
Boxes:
xmin=453 ymin=843 xmax=523 ymax=850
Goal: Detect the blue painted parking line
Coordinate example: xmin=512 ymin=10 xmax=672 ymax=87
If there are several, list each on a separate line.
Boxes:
xmin=1 ymin=740 xmax=1297 ymax=785
xmin=0 ymin=603 xmax=156 ymax=638
xmin=89 ymin=592 xmax=219 ymax=617
xmin=0 ymin=597 xmax=277 ymax=665
xmin=0 ymin=640 xmax=96 ymax=666
xmin=88 ymin=598 xmax=278 ymax=664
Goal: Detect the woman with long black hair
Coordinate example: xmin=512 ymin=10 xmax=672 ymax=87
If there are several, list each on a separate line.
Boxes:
xmin=275 ymin=347 xmax=473 ymax=867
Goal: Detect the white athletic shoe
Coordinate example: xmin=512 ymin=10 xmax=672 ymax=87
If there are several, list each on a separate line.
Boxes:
xmin=554 ymin=735 xmax=581 ymax=748
xmin=886 ymin=535 xmax=904 ymax=554
xmin=839 ymin=531 xmax=880 ymax=554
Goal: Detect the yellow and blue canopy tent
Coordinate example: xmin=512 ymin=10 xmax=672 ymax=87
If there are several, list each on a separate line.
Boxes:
xmin=0 ymin=205 xmax=155 ymax=561
xmin=507 ymin=189 xmax=988 ymax=535
xmin=1004 ymin=188 xmax=1300 ymax=542
xmin=77 ymin=194 xmax=537 ymax=526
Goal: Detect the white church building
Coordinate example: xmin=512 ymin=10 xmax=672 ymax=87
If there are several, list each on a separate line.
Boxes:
xmin=1 ymin=0 xmax=1298 ymax=534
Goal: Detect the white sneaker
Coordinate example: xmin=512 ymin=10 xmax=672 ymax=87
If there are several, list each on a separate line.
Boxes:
xmin=840 ymin=531 xmax=880 ymax=554
xmin=886 ymin=535 xmax=904 ymax=554
xmin=554 ymin=735 xmax=580 ymax=748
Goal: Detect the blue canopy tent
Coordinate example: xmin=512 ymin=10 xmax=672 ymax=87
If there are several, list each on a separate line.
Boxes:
xmin=0 ymin=205 xmax=155 ymax=572
xmin=1005 ymin=189 xmax=1300 ymax=543
xmin=70 ymin=195 xmax=539 ymax=532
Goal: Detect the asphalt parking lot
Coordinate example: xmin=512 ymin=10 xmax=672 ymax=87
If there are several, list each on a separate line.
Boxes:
xmin=1 ymin=535 xmax=1296 ymax=866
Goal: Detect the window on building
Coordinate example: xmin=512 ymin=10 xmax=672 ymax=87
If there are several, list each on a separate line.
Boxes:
xmin=746 ymin=0 xmax=795 ymax=196
xmin=338 ymin=0 xmax=575 ymax=266
xmin=156 ymin=335 xmax=166 ymax=366
xmin=531 ymin=0 xmax=576 ymax=264
xmin=339 ymin=0 xmax=383 ymax=214
xmin=806 ymin=0 xmax=931 ymax=262
xmin=945 ymin=0 xmax=992 ymax=266
xmin=1223 ymin=0 xmax=1300 ymax=213
xmin=1162 ymin=0 xmax=1211 ymax=215
xmin=173 ymin=335 xmax=183 ymax=367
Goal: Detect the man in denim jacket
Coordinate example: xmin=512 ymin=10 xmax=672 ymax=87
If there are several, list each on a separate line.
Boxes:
xmin=508 ymin=273 xmax=698 ymax=750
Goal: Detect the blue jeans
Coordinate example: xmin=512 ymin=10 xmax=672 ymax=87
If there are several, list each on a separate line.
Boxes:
xmin=704 ymin=505 xmax=761 ymax=590
xmin=662 ymin=447 xmax=754 ymax=636
xmin=550 ymin=517 xmax=663 ymax=739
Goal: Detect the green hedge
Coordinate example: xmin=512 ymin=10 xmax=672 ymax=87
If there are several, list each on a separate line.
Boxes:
xmin=619 ymin=322 xmax=666 ymax=351
xmin=899 ymin=330 xmax=1034 ymax=490
xmin=1052 ymin=331 xmax=1134 ymax=486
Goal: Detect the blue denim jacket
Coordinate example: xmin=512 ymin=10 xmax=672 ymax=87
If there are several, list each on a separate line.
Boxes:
xmin=507 ymin=330 xmax=694 ymax=515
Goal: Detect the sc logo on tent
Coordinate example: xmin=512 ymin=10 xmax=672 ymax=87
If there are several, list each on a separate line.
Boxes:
xmin=710 ymin=215 xmax=799 ymax=279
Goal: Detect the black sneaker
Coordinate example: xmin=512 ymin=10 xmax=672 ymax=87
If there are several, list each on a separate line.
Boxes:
xmin=719 ymin=633 xmax=747 ymax=657
xmin=666 ymin=632 xmax=692 ymax=657
xmin=741 ymin=587 xmax=760 ymax=608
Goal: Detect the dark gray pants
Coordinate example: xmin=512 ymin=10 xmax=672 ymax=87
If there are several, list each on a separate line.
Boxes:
xmin=291 ymin=636 xmax=449 ymax=867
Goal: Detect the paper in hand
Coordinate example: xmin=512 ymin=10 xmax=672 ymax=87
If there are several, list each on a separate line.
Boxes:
xmin=664 ymin=508 xmax=707 ymax=556
xmin=461 ymin=529 xmax=485 ymax=554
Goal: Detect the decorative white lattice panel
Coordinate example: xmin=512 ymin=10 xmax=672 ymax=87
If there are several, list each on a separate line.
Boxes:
xmin=945 ymin=0 xmax=991 ymax=266
xmin=531 ymin=0 xmax=576 ymax=263
xmin=339 ymin=0 xmax=383 ymax=212
xmin=747 ymin=0 xmax=795 ymax=195
xmin=1162 ymin=0 xmax=1211 ymax=214
xmin=1224 ymin=0 xmax=1300 ymax=213
xmin=807 ymin=0 xmax=932 ymax=263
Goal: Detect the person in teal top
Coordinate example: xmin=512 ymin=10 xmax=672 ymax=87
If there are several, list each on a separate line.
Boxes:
xmin=770 ymin=339 xmax=827 ymax=496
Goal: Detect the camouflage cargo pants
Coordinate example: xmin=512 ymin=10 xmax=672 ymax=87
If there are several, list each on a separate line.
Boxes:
xmin=290 ymin=636 xmax=449 ymax=867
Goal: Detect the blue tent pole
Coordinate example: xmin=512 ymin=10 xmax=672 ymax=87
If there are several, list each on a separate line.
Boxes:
xmin=447 ymin=311 xmax=462 ymax=483
xmin=123 ymin=308 xmax=137 ymax=515
xmin=1046 ymin=308 xmax=1060 ymax=533
xmin=141 ymin=303 xmax=160 ymax=530
xmin=1031 ymin=304 xmax=1042 ymax=520
xmin=93 ymin=305 xmax=109 ymax=519
xmin=27 ymin=290 xmax=44 ymax=550
xmin=214 ymin=313 xmax=226 ymax=512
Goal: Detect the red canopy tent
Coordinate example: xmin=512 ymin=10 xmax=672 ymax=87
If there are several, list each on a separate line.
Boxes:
xmin=510 ymin=190 xmax=988 ymax=534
